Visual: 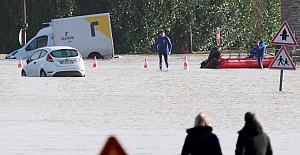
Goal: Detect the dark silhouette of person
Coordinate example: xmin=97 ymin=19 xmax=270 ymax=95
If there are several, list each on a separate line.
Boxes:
xmin=200 ymin=46 xmax=221 ymax=68
xmin=207 ymin=46 xmax=222 ymax=62
xmin=181 ymin=112 xmax=222 ymax=155
xmin=235 ymin=112 xmax=273 ymax=155
xmin=277 ymin=56 xmax=284 ymax=66
xmin=284 ymin=58 xmax=289 ymax=66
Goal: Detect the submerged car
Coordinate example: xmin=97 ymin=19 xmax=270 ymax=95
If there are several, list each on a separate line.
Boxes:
xmin=21 ymin=46 xmax=85 ymax=77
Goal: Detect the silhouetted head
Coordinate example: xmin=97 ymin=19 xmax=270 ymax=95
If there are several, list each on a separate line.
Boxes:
xmin=244 ymin=112 xmax=257 ymax=122
xmin=195 ymin=112 xmax=211 ymax=127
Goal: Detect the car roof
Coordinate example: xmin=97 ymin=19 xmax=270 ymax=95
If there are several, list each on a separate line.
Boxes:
xmin=40 ymin=46 xmax=77 ymax=51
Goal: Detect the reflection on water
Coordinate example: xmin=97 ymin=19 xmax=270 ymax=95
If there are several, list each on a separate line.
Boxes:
xmin=0 ymin=54 xmax=299 ymax=155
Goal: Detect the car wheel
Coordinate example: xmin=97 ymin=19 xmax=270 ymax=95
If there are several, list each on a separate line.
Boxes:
xmin=40 ymin=70 xmax=47 ymax=77
xmin=21 ymin=70 xmax=26 ymax=76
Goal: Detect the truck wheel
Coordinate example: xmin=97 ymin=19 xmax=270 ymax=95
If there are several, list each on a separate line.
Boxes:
xmin=40 ymin=70 xmax=47 ymax=77
xmin=88 ymin=52 xmax=103 ymax=59
xmin=21 ymin=70 xmax=26 ymax=76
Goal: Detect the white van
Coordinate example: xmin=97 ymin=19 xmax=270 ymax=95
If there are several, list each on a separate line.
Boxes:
xmin=6 ymin=13 xmax=114 ymax=59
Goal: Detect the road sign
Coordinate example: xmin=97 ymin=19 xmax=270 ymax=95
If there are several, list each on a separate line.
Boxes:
xmin=216 ymin=28 xmax=220 ymax=45
xmin=269 ymin=46 xmax=296 ymax=70
xmin=270 ymin=21 xmax=298 ymax=46
xmin=99 ymin=136 xmax=126 ymax=155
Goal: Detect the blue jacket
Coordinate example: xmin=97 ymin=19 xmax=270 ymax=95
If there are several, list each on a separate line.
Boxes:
xmin=155 ymin=36 xmax=172 ymax=53
xmin=249 ymin=47 xmax=257 ymax=57
xmin=256 ymin=40 xmax=266 ymax=57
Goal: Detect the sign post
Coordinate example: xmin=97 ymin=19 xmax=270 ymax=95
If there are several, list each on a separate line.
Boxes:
xmin=279 ymin=70 xmax=283 ymax=91
xmin=216 ymin=28 xmax=220 ymax=46
xmin=269 ymin=21 xmax=297 ymax=91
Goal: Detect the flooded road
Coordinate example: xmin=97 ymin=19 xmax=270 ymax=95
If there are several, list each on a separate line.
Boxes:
xmin=0 ymin=54 xmax=299 ymax=155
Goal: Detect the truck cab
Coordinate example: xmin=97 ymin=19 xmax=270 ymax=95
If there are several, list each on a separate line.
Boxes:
xmin=6 ymin=13 xmax=114 ymax=59
xmin=6 ymin=26 xmax=54 ymax=59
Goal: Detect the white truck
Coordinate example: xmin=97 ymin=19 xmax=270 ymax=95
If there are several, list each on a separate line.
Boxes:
xmin=6 ymin=13 xmax=114 ymax=59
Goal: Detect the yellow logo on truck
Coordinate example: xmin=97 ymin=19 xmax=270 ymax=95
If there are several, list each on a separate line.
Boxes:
xmin=84 ymin=15 xmax=111 ymax=39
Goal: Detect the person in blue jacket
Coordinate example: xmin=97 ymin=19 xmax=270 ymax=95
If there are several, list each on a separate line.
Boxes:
xmin=256 ymin=37 xmax=266 ymax=68
xmin=247 ymin=44 xmax=257 ymax=58
xmin=155 ymin=30 xmax=172 ymax=70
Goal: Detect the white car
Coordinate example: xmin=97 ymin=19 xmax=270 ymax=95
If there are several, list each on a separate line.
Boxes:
xmin=21 ymin=46 xmax=85 ymax=77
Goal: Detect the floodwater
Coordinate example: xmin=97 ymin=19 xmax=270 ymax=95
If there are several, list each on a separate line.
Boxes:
xmin=0 ymin=54 xmax=299 ymax=155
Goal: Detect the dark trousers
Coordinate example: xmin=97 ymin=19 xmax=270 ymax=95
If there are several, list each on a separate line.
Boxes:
xmin=257 ymin=55 xmax=264 ymax=68
xmin=159 ymin=51 xmax=168 ymax=69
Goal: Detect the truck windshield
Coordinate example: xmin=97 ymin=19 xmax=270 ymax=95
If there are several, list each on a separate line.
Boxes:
xmin=51 ymin=49 xmax=78 ymax=58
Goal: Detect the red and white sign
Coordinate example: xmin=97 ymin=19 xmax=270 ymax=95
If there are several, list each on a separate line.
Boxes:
xmin=269 ymin=46 xmax=296 ymax=70
xmin=270 ymin=21 xmax=298 ymax=46
xmin=216 ymin=28 xmax=220 ymax=45
xmin=99 ymin=136 xmax=126 ymax=155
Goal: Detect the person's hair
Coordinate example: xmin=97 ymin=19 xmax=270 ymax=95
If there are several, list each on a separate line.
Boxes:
xmin=244 ymin=112 xmax=257 ymax=122
xmin=160 ymin=29 xmax=165 ymax=34
xmin=194 ymin=112 xmax=211 ymax=127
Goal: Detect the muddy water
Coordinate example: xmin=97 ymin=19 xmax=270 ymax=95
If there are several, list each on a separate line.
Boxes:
xmin=0 ymin=54 xmax=299 ymax=155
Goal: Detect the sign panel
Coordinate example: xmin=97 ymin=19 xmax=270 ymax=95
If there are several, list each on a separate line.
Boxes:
xmin=269 ymin=46 xmax=296 ymax=70
xmin=99 ymin=136 xmax=126 ymax=155
xmin=270 ymin=21 xmax=298 ymax=46
xmin=216 ymin=28 xmax=220 ymax=45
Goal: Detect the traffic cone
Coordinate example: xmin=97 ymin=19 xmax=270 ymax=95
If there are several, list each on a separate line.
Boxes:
xmin=18 ymin=56 xmax=22 ymax=68
xmin=143 ymin=57 xmax=149 ymax=68
xmin=93 ymin=56 xmax=97 ymax=68
xmin=183 ymin=55 xmax=189 ymax=70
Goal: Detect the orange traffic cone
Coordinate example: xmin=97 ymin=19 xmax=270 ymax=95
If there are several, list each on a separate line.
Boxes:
xmin=93 ymin=56 xmax=97 ymax=68
xmin=18 ymin=56 xmax=22 ymax=68
xmin=183 ymin=55 xmax=189 ymax=70
xmin=144 ymin=57 xmax=149 ymax=68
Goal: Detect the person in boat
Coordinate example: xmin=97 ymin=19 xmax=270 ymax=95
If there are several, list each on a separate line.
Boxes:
xmin=235 ymin=112 xmax=273 ymax=155
xmin=181 ymin=112 xmax=222 ymax=155
xmin=208 ymin=46 xmax=222 ymax=62
xmin=200 ymin=46 xmax=222 ymax=68
xmin=256 ymin=37 xmax=266 ymax=68
xmin=247 ymin=43 xmax=257 ymax=58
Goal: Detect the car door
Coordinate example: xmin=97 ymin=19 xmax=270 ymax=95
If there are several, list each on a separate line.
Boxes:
xmin=36 ymin=49 xmax=48 ymax=72
xmin=26 ymin=50 xmax=42 ymax=76
xmin=24 ymin=36 xmax=48 ymax=58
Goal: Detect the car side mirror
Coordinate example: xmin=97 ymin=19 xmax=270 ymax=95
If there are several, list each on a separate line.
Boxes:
xmin=26 ymin=59 xmax=30 ymax=64
xmin=25 ymin=46 xmax=30 ymax=51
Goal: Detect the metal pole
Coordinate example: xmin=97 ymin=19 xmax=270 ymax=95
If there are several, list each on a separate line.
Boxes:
xmin=293 ymin=31 xmax=296 ymax=66
xmin=22 ymin=0 xmax=27 ymax=45
xmin=279 ymin=70 xmax=283 ymax=91
xmin=189 ymin=26 xmax=192 ymax=53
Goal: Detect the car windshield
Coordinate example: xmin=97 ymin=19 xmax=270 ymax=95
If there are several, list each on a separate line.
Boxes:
xmin=51 ymin=49 xmax=78 ymax=58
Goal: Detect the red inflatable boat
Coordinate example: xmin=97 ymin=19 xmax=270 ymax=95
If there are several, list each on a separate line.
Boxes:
xmin=200 ymin=56 xmax=275 ymax=69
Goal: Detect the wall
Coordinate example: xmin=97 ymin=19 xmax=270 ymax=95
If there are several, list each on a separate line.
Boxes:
xmin=281 ymin=0 xmax=300 ymax=50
